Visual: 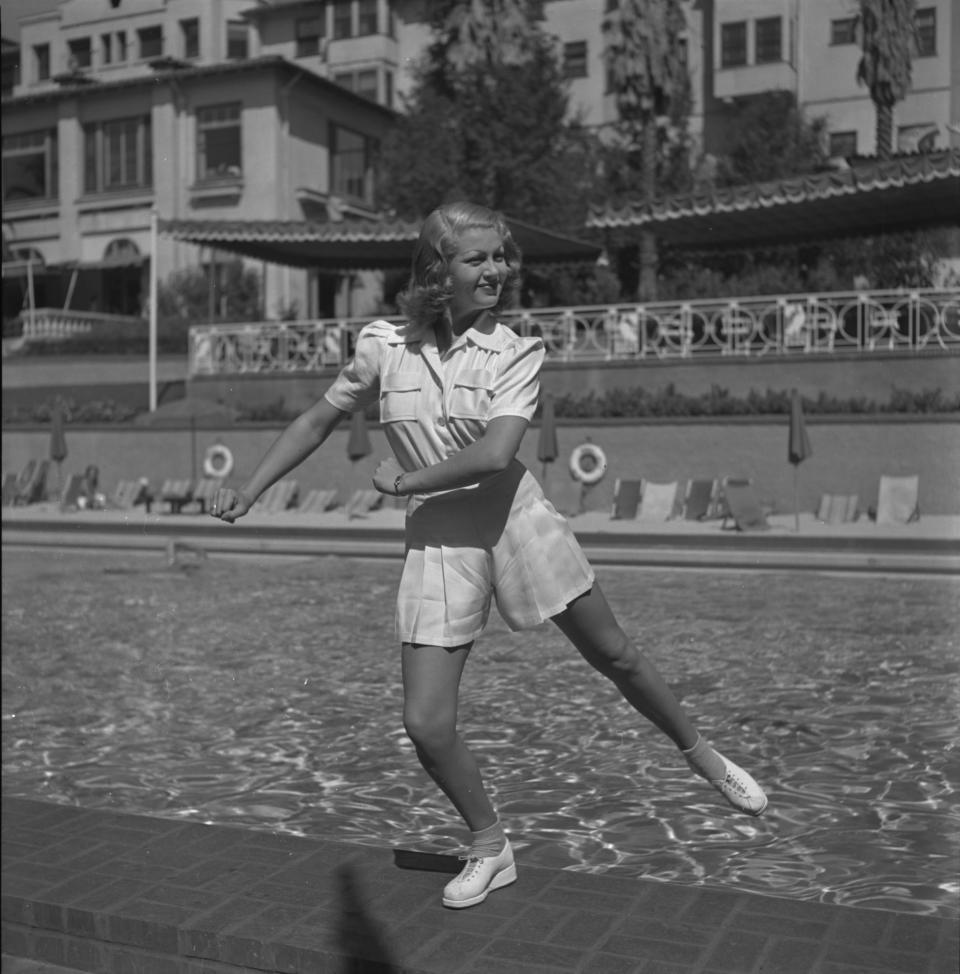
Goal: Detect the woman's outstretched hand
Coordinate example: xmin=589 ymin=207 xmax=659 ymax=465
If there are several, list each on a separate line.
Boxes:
xmin=372 ymin=457 xmax=405 ymax=495
xmin=209 ymin=487 xmax=255 ymax=523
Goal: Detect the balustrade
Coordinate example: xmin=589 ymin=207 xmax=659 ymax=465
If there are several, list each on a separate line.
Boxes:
xmin=187 ymin=289 xmax=959 ymax=377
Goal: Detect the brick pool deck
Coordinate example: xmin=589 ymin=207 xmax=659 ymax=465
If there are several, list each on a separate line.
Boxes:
xmin=3 ymin=797 xmax=957 ymax=974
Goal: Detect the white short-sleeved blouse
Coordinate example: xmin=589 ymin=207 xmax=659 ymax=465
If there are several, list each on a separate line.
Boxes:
xmin=324 ymin=318 xmax=544 ymax=478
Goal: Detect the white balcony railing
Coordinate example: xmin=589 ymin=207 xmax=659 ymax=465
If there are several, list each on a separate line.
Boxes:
xmin=188 ymin=289 xmax=959 ymax=377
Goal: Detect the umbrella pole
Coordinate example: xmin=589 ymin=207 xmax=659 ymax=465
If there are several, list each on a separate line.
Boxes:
xmin=793 ymin=465 xmax=800 ymax=533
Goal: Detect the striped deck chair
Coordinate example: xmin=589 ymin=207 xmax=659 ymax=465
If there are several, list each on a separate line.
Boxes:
xmin=875 ymin=475 xmax=920 ymax=524
xmin=192 ymin=478 xmax=223 ymax=514
xmin=298 ymin=488 xmax=339 ymax=513
xmin=610 ymin=479 xmax=641 ymax=520
xmin=16 ymin=459 xmax=49 ymax=505
xmin=60 ymin=473 xmax=87 ymax=510
xmin=638 ymin=480 xmax=682 ymax=521
xmin=816 ymin=493 xmax=859 ymax=524
xmin=159 ymin=479 xmax=195 ymax=514
xmin=683 ymin=479 xmax=718 ymax=520
xmin=2 ymin=472 xmax=19 ymax=506
xmin=112 ymin=479 xmax=153 ymax=512
xmin=344 ymin=489 xmax=382 ymax=518
xmin=252 ymin=479 xmax=299 ymax=513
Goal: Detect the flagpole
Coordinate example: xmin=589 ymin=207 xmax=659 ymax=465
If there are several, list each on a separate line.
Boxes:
xmin=149 ymin=209 xmax=158 ymax=413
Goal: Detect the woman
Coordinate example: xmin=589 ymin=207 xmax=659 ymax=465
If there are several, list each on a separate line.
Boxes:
xmin=211 ymin=202 xmax=767 ymax=910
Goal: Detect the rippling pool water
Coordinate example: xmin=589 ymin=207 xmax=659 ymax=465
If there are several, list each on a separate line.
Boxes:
xmin=3 ymin=549 xmax=958 ymax=918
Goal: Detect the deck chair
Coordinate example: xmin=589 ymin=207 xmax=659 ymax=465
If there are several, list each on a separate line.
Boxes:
xmin=683 ymin=478 xmax=718 ymax=520
xmin=252 ymin=479 xmax=299 ymax=513
xmin=112 ymin=479 xmax=153 ymax=512
xmin=299 ymin=488 xmax=339 ymax=513
xmin=60 ymin=473 xmax=87 ymax=510
xmin=16 ymin=459 xmax=49 ymax=505
xmin=638 ymin=480 xmax=682 ymax=521
xmin=2 ymin=473 xmax=19 ymax=506
xmin=159 ymin=479 xmax=195 ymax=514
xmin=720 ymin=482 xmax=770 ymax=532
xmin=610 ymin=479 xmax=641 ymax=519
xmin=191 ymin=478 xmax=223 ymax=514
xmin=875 ymin=475 xmax=920 ymax=524
xmin=344 ymin=489 xmax=382 ymax=518
xmin=816 ymin=493 xmax=859 ymax=524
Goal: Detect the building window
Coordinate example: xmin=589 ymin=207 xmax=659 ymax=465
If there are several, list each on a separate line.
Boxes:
xmin=720 ymin=22 xmax=747 ymax=68
xmin=830 ymin=17 xmax=857 ymax=45
xmin=755 ymin=17 xmax=781 ymax=63
xmin=198 ymin=103 xmax=242 ymax=180
xmin=116 ymin=32 xmax=128 ymax=62
xmin=331 ymin=124 xmax=377 ymax=204
xmin=563 ymin=41 xmax=588 ymax=78
xmin=296 ymin=16 xmax=326 ymax=57
xmin=83 ymin=116 xmax=152 ymax=193
xmin=227 ymin=22 xmax=248 ymax=59
xmin=359 ymin=0 xmax=378 ymax=35
xmin=384 ymin=69 xmax=393 ymax=108
xmin=914 ymin=8 xmax=936 ymax=56
xmin=34 ymin=44 xmax=50 ymax=81
xmin=3 ymin=129 xmax=59 ymax=202
xmin=68 ymin=37 xmax=92 ymax=70
xmin=101 ymin=34 xmax=113 ymax=65
xmin=334 ymin=0 xmax=352 ymax=39
xmin=356 ymin=69 xmax=378 ymax=101
xmin=137 ymin=26 xmax=163 ymax=60
xmin=828 ymin=131 xmax=857 ymax=159
xmin=181 ymin=19 xmax=200 ymax=59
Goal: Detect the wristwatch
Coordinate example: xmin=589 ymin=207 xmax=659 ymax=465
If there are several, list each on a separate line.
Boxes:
xmin=394 ymin=473 xmax=404 ymax=496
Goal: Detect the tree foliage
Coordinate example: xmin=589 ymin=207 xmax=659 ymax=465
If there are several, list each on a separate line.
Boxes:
xmin=856 ymin=0 xmax=917 ymax=157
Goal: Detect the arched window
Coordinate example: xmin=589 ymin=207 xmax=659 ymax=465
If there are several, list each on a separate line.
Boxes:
xmin=102 ymin=238 xmax=141 ymax=266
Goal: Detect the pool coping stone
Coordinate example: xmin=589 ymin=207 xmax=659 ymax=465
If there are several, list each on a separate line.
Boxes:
xmin=2 ymin=797 xmax=957 ymax=974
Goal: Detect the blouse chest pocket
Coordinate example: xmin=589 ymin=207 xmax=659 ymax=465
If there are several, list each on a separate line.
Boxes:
xmin=380 ymin=371 xmax=422 ymax=423
xmin=449 ymin=369 xmax=495 ymax=421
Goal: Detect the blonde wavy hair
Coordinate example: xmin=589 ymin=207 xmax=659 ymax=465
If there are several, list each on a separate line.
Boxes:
xmin=397 ymin=202 xmax=522 ymax=336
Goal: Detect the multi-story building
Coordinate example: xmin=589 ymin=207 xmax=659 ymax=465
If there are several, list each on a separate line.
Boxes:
xmin=3 ymin=0 xmax=956 ymax=328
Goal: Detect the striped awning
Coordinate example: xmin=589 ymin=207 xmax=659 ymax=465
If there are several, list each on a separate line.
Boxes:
xmin=587 ymin=149 xmax=960 ymax=250
xmin=161 ymin=215 xmax=601 ymax=269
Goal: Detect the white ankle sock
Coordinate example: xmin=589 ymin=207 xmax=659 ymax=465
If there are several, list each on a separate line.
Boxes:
xmin=682 ymin=735 xmax=727 ymax=781
xmin=469 ymin=819 xmax=506 ymax=858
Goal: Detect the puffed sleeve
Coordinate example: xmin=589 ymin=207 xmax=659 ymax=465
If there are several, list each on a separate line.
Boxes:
xmin=488 ymin=336 xmax=545 ymax=421
xmin=323 ymin=320 xmax=390 ymax=413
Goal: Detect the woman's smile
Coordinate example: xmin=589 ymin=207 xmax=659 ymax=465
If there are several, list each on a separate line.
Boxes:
xmin=448 ymin=227 xmax=508 ymax=330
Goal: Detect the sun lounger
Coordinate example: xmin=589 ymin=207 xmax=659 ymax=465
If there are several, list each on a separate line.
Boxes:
xmin=2 ymin=472 xmax=19 ymax=506
xmin=59 ymin=473 xmax=87 ymax=510
xmin=298 ymin=488 xmax=339 ymax=513
xmin=251 ymin=479 xmax=299 ymax=513
xmin=611 ymin=479 xmax=641 ymax=519
xmin=683 ymin=478 xmax=718 ymax=520
xmin=720 ymin=481 xmax=771 ymax=532
xmin=112 ymin=479 xmax=153 ymax=512
xmin=191 ymin=477 xmax=223 ymax=514
xmin=345 ymin=489 xmax=382 ymax=518
xmin=638 ymin=480 xmax=682 ymax=521
xmin=816 ymin=493 xmax=859 ymax=524
xmin=16 ymin=459 xmax=49 ymax=505
xmin=159 ymin=479 xmax=195 ymax=514
xmin=875 ymin=474 xmax=920 ymax=524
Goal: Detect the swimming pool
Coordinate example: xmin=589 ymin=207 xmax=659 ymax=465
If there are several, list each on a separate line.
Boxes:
xmin=3 ymin=549 xmax=958 ymax=918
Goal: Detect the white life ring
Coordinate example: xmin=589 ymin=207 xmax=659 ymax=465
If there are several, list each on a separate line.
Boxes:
xmin=569 ymin=442 xmax=607 ymax=485
xmin=203 ymin=443 xmax=234 ymax=479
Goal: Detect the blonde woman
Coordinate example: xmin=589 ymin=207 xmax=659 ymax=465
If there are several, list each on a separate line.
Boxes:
xmin=211 ymin=202 xmax=767 ymax=909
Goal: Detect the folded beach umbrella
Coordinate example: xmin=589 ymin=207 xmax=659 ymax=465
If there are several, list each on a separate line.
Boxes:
xmin=788 ymin=388 xmax=812 ymax=531
xmin=49 ymin=399 xmax=68 ymax=496
xmin=537 ymin=393 xmax=559 ymax=486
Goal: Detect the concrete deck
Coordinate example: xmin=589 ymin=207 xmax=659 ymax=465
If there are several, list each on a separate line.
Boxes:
xmin=2 ymin=797 xmax=957 ymax=974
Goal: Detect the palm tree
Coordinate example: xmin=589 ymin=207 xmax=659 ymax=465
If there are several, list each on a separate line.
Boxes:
xmin=856 ymin=0 xmax=916 ymax=159
xmin=602 ymin=0 xmax=689 ymax=300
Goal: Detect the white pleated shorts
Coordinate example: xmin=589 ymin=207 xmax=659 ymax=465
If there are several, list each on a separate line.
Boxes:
xmin=397 ymin=460 xmax=595 ymax=647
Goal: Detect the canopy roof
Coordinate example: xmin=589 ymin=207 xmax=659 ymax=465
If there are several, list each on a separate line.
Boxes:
xmin=160 ymin=215 xmax=601 ymax=270
xmin=587 ymin=149 xmax=960 ymax=250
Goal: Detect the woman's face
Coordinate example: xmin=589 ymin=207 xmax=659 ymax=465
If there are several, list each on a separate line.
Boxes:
xmin=447 ymin=227 xmax=507 ymax=328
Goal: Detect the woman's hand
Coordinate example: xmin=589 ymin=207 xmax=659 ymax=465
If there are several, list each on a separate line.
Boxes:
xmin=210 ymin=487 xmax=255 ymax=523
xmin=372 ymin=457 xmax=405 ymax=495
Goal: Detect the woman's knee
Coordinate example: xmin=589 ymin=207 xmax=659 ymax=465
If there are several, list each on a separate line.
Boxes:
xmin=403 ymin=704 xmax=457 ymax=753
xmin=584 ymin=628 xmax=643 ymax=678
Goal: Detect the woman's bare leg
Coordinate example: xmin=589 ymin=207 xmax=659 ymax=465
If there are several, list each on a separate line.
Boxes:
xmin=401 ymin=641 xmax=498 ymax=831
xmin=552 ymin=583 xmax=699 ymax=748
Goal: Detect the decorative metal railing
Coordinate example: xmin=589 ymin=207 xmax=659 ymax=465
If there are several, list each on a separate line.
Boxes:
xmin=187 ymin=288 xmax=959 ymax=377
xmin=20 ymin=308 xmax=145 ymax=342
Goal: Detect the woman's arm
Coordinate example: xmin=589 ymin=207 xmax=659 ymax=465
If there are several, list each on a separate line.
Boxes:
xmin=214 ymin=397 xmax=347 ymax=521
xmin=373 ymin=415 xmax=529 ymax=496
